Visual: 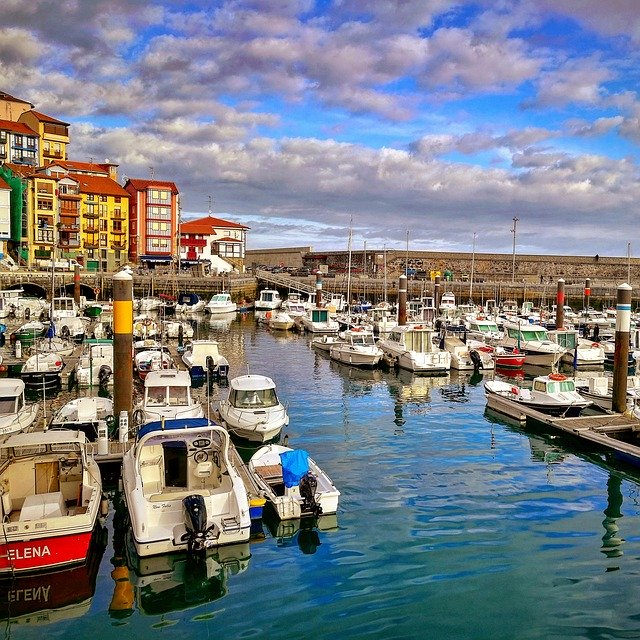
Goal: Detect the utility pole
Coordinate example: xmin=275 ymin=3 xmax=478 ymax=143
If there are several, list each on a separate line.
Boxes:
xmin=511 ymin=217 xmax=519 ymax=282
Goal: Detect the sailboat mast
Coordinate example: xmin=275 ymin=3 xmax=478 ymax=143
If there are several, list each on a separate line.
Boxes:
xmin=346 ymin=222 xmax=353 ymax=313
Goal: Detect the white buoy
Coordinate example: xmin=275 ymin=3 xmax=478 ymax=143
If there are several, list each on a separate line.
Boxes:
xmin=119 ymin=410 xmax=129 ymax=443
xmin=15 ymin=340 xmax=21 ymax=359
xmin=97 ymin=420 xmax=109 ymax=456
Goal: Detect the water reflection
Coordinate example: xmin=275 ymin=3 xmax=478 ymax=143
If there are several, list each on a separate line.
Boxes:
xmin=0 ymin=523 xmax=106 ymax=625
xmin=263 ymin=512 xmax=339 ymax=554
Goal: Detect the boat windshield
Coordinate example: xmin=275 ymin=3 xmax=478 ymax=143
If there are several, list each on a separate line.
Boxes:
xmin=534 ymin=379 xmax=576 ymax=393
xmin=0 ymin=397 xmax=16 ymax=414
xmin=231 ymin=388 xmax=278 ymax=408
xmin=168 ymin=386 xmax=189 ymax=406
xmin=507 ymin=327 xmax=548 ymax=341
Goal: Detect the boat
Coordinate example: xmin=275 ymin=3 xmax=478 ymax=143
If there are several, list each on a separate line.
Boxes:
xmin=0 ymin=378 xmax=39 ymax=436
xmin=133 ymin=315 xmax=160 ymax=339
xmin=74 ymin=340 xmax=113 ymax=387
xmin=255 ymin=289 xmax=282 ymax=311
xmin=133 ymin=340 xmax=175 ymax=380
xmin=575 ymin=375 xmax=640 ymax=412
xmin=443 ymin=335 xmax=494 ymax=371
xmin=484 ymin=373 xmax=593 ymax=418
xmin=248 ymin=444 xmax=340 ymax=520
xmin=205 ymin=292 xmax=237 ymax=315
xmin=181 ymin=339 xmax=230 ymax=381
xmin=217 ymin=374 xmax=289 ymax=443
xmin=11 ymin=320 xmax=46 ymax=346
xmin=474 ymin=343 xmax=525 ymax=369
xmin=296 ymin=306 xmax=340 ymax=333
xmin=310 ymin=334 xmax=344 ymax=353
xmin=0 ymin=429 xmax=103 ymax=574
xmin=377 ymin=324 xmax=451 ymax=374
xmin=20 ymin=352 xmax=64 ymax=390
xmin=133 ymin=369 xmax=205 ymax=426
xmin=56 ymin=316 xmax=87 ymax=343
xmin=465 ymin=316 xmax=504 ymax=343
xmin=34 ymin=334 xmax=76 ymax=357
xmin=268 ymin=310 xmax=295 ymax=331
xmin=50 ymin=296 xmax=81 ymax=320
xmin=136 ymin=296 xmax=165 ymax=312
xmin=121 ymin=417 xmax=251 ymax=557
xmin=329 ymin=327 xmax=383 ymax=368
xmin=49 ymin=396 xmax=115 ymax=441
xmin=175 ymin=292 xmax=206 ymax=314
xmin=163 ymin=320 xmax=194 ymax=340
xmin=498 ymin=320 xmax=567 ymax=367
xmin=548 ymin=328 xmax=605 ymax=368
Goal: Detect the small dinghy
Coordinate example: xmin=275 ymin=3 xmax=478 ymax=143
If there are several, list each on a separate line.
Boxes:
xmin=248 ymin=444 xmax=340 ymax=520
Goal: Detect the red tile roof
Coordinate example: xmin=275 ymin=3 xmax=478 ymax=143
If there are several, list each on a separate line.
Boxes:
xmin=0 ymin=177 xmax=10 ymax=190
xmin=180 ymin=214 xmax=248 ymax=233
xmin=68 ymin=173 xmax=130 ymax=197
xmin=125 ymin=178 xmax=179 ymax=194
xmin=30 ymin=110 xmax=70 ymax=126
xmin=0 ymin=119 xmax=37 ymax=135
xmin=53 ymin=160 xmax=115 ymax=174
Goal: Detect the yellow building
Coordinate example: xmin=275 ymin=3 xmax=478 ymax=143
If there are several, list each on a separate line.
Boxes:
xmin=18 ymin=111 xmax=70 ymax=166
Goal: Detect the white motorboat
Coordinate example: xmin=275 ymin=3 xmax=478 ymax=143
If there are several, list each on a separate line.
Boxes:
xmin=133 ymin=340 xmax=175 ymax=380
xmin=485 ymin=373 xmax=592 ymax=418
xmin=329 ymin=328 xmax=383 ymax=368
xmin=0 ymin=378 xmax=39 ymax=436
xmin=248 ymin=444 xmax=340 ymax=520
xmin=20 ymin=352 xmax=64 ymax=390
xmin=443 ymin=335 xmax=494 ymax=371
xmin=181 ymin=339 xmax=230 ymax=381
xmin=217 ymin=374 xmax=289 ymax=443
xmin=296 ymin=307 xmax=340 ymax=334
xmin=133 ymin=369 xmax=204 ymax=426
xmin=465 ymin=316 xmax=504 ymax=343
xmin=268 ymin=310 xmax=295 ymax=331
xmin=0 ymin=429 xmax=103 ymax=574
xmin=136 ymin=296 xmax=165 ymax=313
xmin=498 ymin=320 xmax=567 ymax=367
xmin=377 ymin=324 xmax=451 ymax=374
xmin=49 ymin=396 xmax=114 ymax=441
xmin=310 ymin=334 xmax=345 ymax=353
xmin=74 ymin=340 xmax=113 ymax=387
xmin=163 ymin=320 xmax=194 ymax=340
xmin=121 ymin=417 xmax=251 ymax=557
xmin=575 ymin=375 xmax=640 ymax=412
xmin=255 ymin=289 xmax=282 ymax=311
xmin=175 ymin=293 xmax=206 ymax=314
xmin=133 ymin=315 xmax=160 ymax=339
xmin=56 ymin=316 xmax=87 ymax=343
xmin=547 ymin=329 xmax=605 ymax=368
xmin=205 ymin=292 xmax=237 ymax=315
xmin=51 ymin=296 xmax=81 ymax=320
xmin=34 ymin=334 xmax=76 ymax=357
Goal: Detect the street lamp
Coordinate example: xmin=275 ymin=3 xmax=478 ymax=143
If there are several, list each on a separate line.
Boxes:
xmin=511 ymin=217 xmax=519 ymax=282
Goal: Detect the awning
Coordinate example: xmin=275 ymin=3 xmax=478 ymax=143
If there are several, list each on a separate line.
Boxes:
xmin=139 ymin=255 xmax=173 ymax=263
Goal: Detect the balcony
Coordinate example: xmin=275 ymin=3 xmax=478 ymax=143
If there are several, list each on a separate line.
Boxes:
xmin=84 ymin=211 xmax=99 ymax=219
xmin=112 ymin=212 xmax=126 ymax=220
xmin=59 ymin=223 xmax=80 ymax=232
xmin=111 ymin=242 xmax=127 ymax=250
xmin=180 ymin=237 xmax=207 ymax=247
xmin=84 ymin=242 xmax=99 ymax=250
xmin=84 ymin=226 xmax=99 ymax=233
xmin=111 ymin=229 xmax=126 ymax=235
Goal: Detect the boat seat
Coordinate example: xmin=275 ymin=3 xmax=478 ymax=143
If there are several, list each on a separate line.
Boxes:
xmin=76 ymin=397 xmax=97 ymax=421
xmin=255 ymin=463 xmax=283 ymax=482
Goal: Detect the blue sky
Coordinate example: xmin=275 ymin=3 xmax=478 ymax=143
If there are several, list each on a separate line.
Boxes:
xmin=2 ymin=0 xmax=640 ymax=258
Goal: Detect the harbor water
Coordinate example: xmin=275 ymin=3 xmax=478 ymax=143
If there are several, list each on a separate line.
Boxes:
xmin=4 ymin=312 xmax=640 ymax=639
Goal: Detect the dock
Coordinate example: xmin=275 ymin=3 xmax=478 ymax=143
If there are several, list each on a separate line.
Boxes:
xmin=486 ymin=392 xmax=640 ymax=466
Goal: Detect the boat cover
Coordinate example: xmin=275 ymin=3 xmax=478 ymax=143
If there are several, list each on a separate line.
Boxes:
xmin=137 ymin=417 xmax=214 ymax=439
xmin=280 ymin=449 xmax=309 ymax=488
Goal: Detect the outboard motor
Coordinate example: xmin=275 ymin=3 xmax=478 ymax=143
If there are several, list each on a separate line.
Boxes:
xmin=98 ymin=364 xmax=112 ymax=386
xmin=469 ymin=349 xmax=483 ymax=371
xmin=299 ymin=472 xmax=322 ymax=517
xmin=24 ymin=307 xmax=30 ymax=320
xmin=181 ymin=494 xmax=218 ymax=554
xmin=206 ymin=355 xmax=215 ymax=376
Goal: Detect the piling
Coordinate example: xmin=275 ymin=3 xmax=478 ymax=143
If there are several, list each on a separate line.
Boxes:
xmin=113 ymin=271 xmax=133 ymax=424
xmin=612 ymin=283 xmax=632 ymax=414
xmin=315 ymin=272 xmax=323 ymax=307
xmin=398 ymin=274 xmax=407 ymax=326
xmin=584 ymin=278 xmax=591 ymax=310
xmin=434 ymin=275 xmax=441 ymax=315
xmin=73 ymin=264 xmax=81 ymax=305
xmin=556 ymin=279 xmax=565 ymax=329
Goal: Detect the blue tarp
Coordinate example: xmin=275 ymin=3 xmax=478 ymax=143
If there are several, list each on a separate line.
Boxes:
xmin=280 ymin=449 xmax=310 ymax=488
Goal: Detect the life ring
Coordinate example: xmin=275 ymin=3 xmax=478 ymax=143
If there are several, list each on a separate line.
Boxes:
xmin=94 ymin=287 xmax=100 ymax=296
xmin=549 ymin=372 xmax=567 ymax=381
xmin=414 ymin=325 xmax=423 ymax=330
xmin=143 ymin=318 xmax=153 ymax=327
xmin=352 ymin=326 xmax=363 ymax=331
xmin=591 ymin=342 xmax=599 ymax=348
xmin=477 ymin=315 xmax=485 ymax=320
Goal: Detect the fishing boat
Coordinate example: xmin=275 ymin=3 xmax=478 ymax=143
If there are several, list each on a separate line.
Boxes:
xmin=267 ymin=310 xmax=295 ymax=331
xmin=0 ymin=378 xmax=39 ymax=436
xmin=296 ymin=306 xmax=340 ymax=333
xmin=575 ymin=375 xmax=640 ymax=412
xmin=255 ymin=289 xmax=282 ymax=311
xmin=310 ymin=334 xmax=344 ymax=354
xmin=132 ymin=369 xmax=204 ymax=426
xmin=248 ymin=444 xmax=340 ymax=520
xmin=497 ymin=320 xmax=567 ymax=367
xmin=49 ymin=396 xmax=114 ymax=441
xmin=205 ymin=292 xmax=237 ymax=315
xmin=133 ymin=315 xmax=160 ymax=339
xmin=217 ymin=374 xmax=289 ymax=443
xmin=473 ymin=344 xmax=525 ymax=369
xmin=11 ymin=320 xmax=46 ymax=346
xmin=484 ymin=373 xmax=593 ymax=418
xmin=443 ymin=335 xmax=494 ymax=371
xmin=377 ymin=324 xmax=451 ymax=374
xmin=181 ymin=339 xmax=230 ymax=381
xmin=163 ymin=320 xmax=194 ymax=340
xmin=20 ymin=352 xmax=64 ymax=390
xmin=0 ymin=429 xmax=104 ymax=574
xmin=121 ymin=417 xmax=251 ymax=557
xmin=329 ymin=327 xmax=383 ymax=368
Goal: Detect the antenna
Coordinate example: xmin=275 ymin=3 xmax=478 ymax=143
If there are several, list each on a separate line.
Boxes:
xmin=208 ymin=195 xmax=212 ymax=215
xmin=149 ymin=166 xmax=154 ymax=179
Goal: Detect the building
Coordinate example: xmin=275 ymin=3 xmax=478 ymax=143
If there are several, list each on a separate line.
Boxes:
xmin=0 ymin=119 xmax=39 ymax=167
xmin=18 ymin=111 xmax=70 ymax=166
xmin=179 ymin=214 xmax=248 ymax=272
xmin=124 ymin=178 xmax=179 ymax=268
xmin=0 ymin=176 xmax=11 ymax=254
xmin=0 ymin=91 xmax=33 ymax=122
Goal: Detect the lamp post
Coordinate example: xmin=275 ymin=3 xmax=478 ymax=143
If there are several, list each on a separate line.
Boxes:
xmin=511 ymin=217 xmax=519 ymax=282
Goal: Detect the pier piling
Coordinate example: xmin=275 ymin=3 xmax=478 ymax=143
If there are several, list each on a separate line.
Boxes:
xmin=556 ymin=278 xmax=565 ymax=330
xmin=612 ymin=283 xmax=632 ymax=414
xmin=398 ymin=274 xmax=407 ymax=326
xmin=113 ymin=271 xmax=133 ymax=425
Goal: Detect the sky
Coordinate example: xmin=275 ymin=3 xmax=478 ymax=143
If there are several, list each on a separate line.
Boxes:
xmin=2 ymin=0 xmax=640 ymax=258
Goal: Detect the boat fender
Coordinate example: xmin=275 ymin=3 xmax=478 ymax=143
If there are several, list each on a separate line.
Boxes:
xmin=511 ymin=386 xmax=519 ymax=395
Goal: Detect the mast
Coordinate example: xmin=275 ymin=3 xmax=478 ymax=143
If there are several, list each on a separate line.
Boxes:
xmin=346 ymin=220 xmax=353 ymax=316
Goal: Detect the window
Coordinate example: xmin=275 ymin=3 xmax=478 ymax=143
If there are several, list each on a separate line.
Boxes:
xmin=100 ymin=219 xmax=107 ymax=231
xmin=100 ymin=195 xmax=107 ymax=202
xmin=36 ymin=228 xmax=54 ymax=243
xmin=14 ymin=135 xmax=22 ymax=147
xmin=100 ymin=234 xmax=107 ymax=247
